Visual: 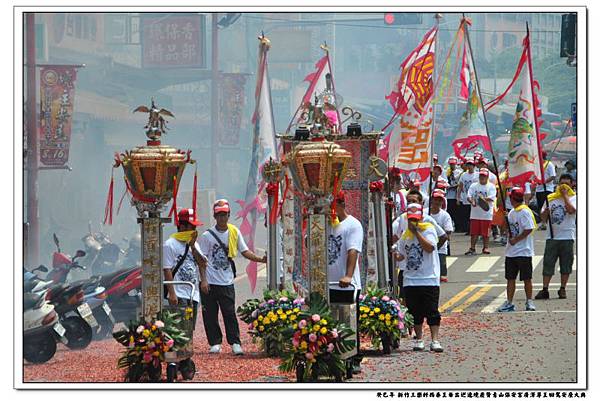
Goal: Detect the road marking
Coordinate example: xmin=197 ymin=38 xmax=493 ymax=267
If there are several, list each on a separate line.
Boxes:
xmin=489 ymin=273 xmax=499 ymax=277
xmin=471 ymin=283 xmax=576 ymax=288
xmin=552 ymin=310 xmax=576 ymax=313
xmin=466 ymin=256 xmax=501 ymax=273
xmin=481 ymin=292 xmax=507 ymax=313
xmin=447 ymin=257 xmax=458 ymax=269
xmin=439 ymin=285 xmax=475 ymax=313
xmin=532 ymin=255 xmax=544 ymax=271
xmin=452 ymin=286 xmax=492 ymax=313
xmin=573 ymin=256 xmax=577 ymax=271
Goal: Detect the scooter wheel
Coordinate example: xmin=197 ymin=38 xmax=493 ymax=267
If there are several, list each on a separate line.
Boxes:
xmin=166 ymin=363 xmax=178 ymax=382
xmin=179 ymin=358 xmax=195 ymax=380
xmin=296 ymin=362 xmax=305 ymax=383
xmin=62 ymin=316 xmax=92 ymax=349
xmin=345 ymin=360 xmax=353 ymax=379
xmin=92 ymin=312 xmax=114 ymax=341
xmin=23 ymin=333 xmax=57 ymax=364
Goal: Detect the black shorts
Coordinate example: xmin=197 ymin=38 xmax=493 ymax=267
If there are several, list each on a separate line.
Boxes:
xmin=403 ymin=285 xmax=441 ymax=326
xmin=505 ymin=256 xmax=533 ymax=281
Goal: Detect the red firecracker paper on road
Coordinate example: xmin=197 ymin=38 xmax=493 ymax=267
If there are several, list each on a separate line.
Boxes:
xmin=39 ymin=66 xmax=78 ymax=166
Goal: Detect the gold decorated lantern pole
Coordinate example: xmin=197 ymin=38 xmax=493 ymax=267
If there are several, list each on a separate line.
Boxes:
xmin=285 ymin=140 xmax=351 ymax=304
xmin=262 ymin=158 xmax=285 ymax=291
xmin=112 ymin=99 xmax=194 ymax=322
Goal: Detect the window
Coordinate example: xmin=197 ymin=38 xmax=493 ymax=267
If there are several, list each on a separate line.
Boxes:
xmin=65 ymin=14 xmax=98 ymax=41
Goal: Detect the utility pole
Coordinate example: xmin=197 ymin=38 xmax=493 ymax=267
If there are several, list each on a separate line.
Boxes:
xmin=26 ymin=13 xmax=39 ymax=268
xmin=211 ymin=13 xmax=219 ymax=191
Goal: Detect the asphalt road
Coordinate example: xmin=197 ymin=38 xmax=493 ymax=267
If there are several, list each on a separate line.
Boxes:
xmin=233 ymin=229 xmax=578 ymax=383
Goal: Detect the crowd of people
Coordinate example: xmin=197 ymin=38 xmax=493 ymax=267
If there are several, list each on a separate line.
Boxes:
xmin=388 ymin=151 xmax=577 ymax=351
xmin=160 ymin=150 xmax=576 ymax=359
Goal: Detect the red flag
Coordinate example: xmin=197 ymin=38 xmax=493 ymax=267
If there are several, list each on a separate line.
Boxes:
xmin=459 ymin=44 xmax=470 ymax=100
xmin=385 ymin=26 xmax=437 ymax=118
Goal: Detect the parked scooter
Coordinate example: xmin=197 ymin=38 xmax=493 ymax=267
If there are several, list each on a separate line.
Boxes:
xmin=95 ymin=266 xmax=142 ymax=326
xmin=23 ymin=291 xmax=67 ymax=364
xmin=120 ymin=233 xmax=141 ymax=269
xmin=81 ymin=227 xmax=122 ymax=276
xmin=46 ymin=234 xmax=87 ymax=284
xmin=37 ymin=282 xmax=94 ymax=350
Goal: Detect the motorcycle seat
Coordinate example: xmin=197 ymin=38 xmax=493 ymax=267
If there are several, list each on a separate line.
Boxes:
xmin=23 ymin=293 xmax=43 ymax=310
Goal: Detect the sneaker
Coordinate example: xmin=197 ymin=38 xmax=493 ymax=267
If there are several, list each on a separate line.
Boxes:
xmin=412 ymin=339 xmax=425 ymax=351
xmin=464 ymin=248 xmax=476 ymax=256
xmin=525 ymin=300 xmax=536 ymax=311
xmin=209 ymin=344 xmax=222 ymax=353
xmin=493 ymin=236 xmax=503 ymax=243
xmin=500 ymin=238 xmax=508 ymax=246
xmin=497 ymin=300 xmax=516 ymax=313
xmin=232 ymin=343 xmax=244 ymax=355
xmin=558 ymin=288 xmax=567 ymax=299
xmin=534 ymin=289 xmax=549 ymax=300
xmin=430 ymin=341 xmax=444 ymax=353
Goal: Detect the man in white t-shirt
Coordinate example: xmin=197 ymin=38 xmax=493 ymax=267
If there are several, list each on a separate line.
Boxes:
xmin=497 ymin=188 xmax=536 ymax=312
xmin=428 ymin=190 xmax=454 ymax=283
xmin=456 ymin=158 xmax=477 ymax=233
xmin=422 ymin=164 xmax=448 ymax=200
xmin=535 ymin=174 xmax=577 ymax=300
xmin=396 ymin=203 xmax=443 ymax=352
xmin=199 ymin=199 xmax=267 ymax=355
xmin=445 ymin=157 xmax=462 ymax=228
xmin=536 ymin=151 xmax=557 ymax=231
xmin=392 ymin=189 xmax=447 ymax=299
xmin=163 ymin=208 xmax=209 ymax=327
xmin=328 ymin=190 xmax=364 ymax=370
xmin=465 ymin=168 xmax=497 ymax=255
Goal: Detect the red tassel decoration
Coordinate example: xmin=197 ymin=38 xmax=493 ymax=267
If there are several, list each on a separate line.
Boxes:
xmin=169 ymin=175 xmax=179 ymax=225
xmin=103 ymin=171 xmax=114 ymax=225
xmin=330 ymin=172 xmax=340 ymax=224
xmin=116 ymin=177 xmax=128 ymax=216
xmin=266 ymin=182 xmax=279 ymax=225
xmin=278 ymin=174 xmax=290 ymax=219
xmin=192 ymin=166 xmax=198 ymax=223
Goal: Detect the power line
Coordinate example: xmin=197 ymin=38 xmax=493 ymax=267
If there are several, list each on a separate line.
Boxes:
xmin=241 ymin=14 xmax=561 ymax=33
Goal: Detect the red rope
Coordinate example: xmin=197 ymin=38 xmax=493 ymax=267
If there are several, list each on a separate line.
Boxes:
xmin=103 ymin=171 xmax=114 ymax=225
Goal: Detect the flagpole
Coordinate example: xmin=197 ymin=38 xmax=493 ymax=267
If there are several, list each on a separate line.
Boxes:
xmin=427 ymin=13 xmax=443 ymax=214
xmin=462 ymin=14 xmax=509 ymax=227
xmin=525 ymin=22 xmax=554 ymax=239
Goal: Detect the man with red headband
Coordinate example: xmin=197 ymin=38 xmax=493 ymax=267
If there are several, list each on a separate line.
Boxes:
xmin=465 ymin=168 xmax=496 ymax=255
xmin=328 ymin=190 xmax=364 ymax=371
xmin=396 ymin=203 xmax=443 ymax=352
xmin=199 ymin=199 xmax=267 ymax=355
xmin=428 ymin=190 xmax=454 ymax=282
xmin=422 ymin=164 xmax=447 ymax=208
xmin=536 ymin=151 xmax=557 ymax=231
xmin=457 ymin=158 xmax=477 ymax=234
xmin=497 ymin=187 xmax=536 ymax=312
xmin=445 ymin=156 xmax=462 ymax=225
xmin=163 ymin=208 xmax=209 ymax=327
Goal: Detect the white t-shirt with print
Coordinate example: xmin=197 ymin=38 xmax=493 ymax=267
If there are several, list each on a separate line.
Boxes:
xmin=328 ymin=215 xmax=363 ymax=291
xmin=445 ymin=168 xmax=462 ymax=200
xmin=536 ymin=162 xmax=557 ymax=192
xmin=506 ymin=207 xmax=536 ymax=257
xmin=199 ymin=225 xmax=249 ymax=286
xmin=458 ymin=172 xmax=478 ymax=204
xmin=468 ymin=182 xmax=497 ymax=221
xmin=393 ymin=213 xmax=446 ymax=271
xmin=427 ymin=209 xmax=454 ymax=255
xmin=541 ymin=195 xmax=577 ymax=240
xmin=397 ymin=226 xmax=440 ymax=287
xmin=163 ymin=238 xmax=205 ymax=302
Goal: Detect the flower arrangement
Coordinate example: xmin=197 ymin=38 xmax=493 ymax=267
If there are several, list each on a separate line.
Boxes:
xmin=279 ymin=293 xmax=355 ymax=382
xmin=358 ymin=286 xmax=413 ymax=351
xmin=237 ymin=289 xmax=305 ymax=356
xmin=113 ymin=310 xmax=190 ymax=382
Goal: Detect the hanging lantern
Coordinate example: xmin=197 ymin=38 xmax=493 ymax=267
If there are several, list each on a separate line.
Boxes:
xmin=286 ymin=140 xmax=351 ymax=198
